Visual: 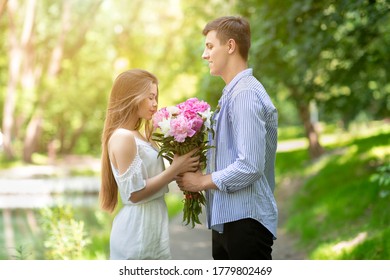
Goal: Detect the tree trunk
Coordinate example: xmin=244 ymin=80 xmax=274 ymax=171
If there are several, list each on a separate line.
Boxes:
xmin=63 ymin=121 xmax=87 ymax=153
xmin=0 ymin=0 xmax=7 ymax=19
xmin=2 ymin=0 xmax=22 ymax=160
xmin=297 ymin=101 xmax=324 ymax=159
xmin=23 ymin=113 xmax=42 ymax=163
xmin=2 ymin=0 xmax=37 ymax=160
xmin=21 ymin=0 xmax=68 ymax=162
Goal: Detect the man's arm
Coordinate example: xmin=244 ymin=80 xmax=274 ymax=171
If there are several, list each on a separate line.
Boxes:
xmin=179 ymin=90 xmax=267 ymax=193
xmin=177 ymin=171 xmax=218 ymax=192
xmin=211 ymin=90 xmax=266 ymax=193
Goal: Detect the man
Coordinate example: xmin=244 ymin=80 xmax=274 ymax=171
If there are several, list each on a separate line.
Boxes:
xmin=178 ymin=16 xmax=278 ymax=260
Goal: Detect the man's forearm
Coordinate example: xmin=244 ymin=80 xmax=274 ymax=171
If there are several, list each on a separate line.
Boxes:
xmin=200 ymin=173 xmax=218 ymax=190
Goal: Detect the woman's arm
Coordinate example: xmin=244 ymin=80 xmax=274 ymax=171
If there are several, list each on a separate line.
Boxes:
xmin=109 ymin=129 xmax=199 ymax=203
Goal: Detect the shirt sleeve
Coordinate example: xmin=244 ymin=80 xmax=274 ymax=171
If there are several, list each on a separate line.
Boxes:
xmin=115 ymin=154 xmax=146 ymax=200
xmin=212 ymin=90 xmax=266 ymax=193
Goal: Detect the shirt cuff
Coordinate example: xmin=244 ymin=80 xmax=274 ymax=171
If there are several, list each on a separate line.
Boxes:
xmin=211 ymin=171 xmax=225 ymax=192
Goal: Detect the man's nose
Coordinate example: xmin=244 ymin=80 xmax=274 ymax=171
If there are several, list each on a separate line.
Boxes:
xmin=202 ymin=49 xmax=208 ymax=60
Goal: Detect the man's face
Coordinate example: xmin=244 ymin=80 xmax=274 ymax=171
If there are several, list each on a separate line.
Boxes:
xmin=202 ymin=30 xmax=229 ymax=77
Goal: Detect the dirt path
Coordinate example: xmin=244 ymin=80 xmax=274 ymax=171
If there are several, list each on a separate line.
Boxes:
xmin=168 ymin=176 xmax=308 ymax=260
xmin=272 ymin=177 xmax=307 ymax=260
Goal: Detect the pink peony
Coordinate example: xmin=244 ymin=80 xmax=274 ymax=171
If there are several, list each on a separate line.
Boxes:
xmin=170 ymin=114 xmax=196 ymax=142
xmin=152 ymin=107 xmax=169 ymax=129
xmin=177 ymin=98 xmax=210 ymax=115
xmin=153 ymin=97 xmax=212 ymax=142
xmin=190 ymin=116 xmax=204 ymax=132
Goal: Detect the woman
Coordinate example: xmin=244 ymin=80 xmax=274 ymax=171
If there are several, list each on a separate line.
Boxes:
xmin=100 ymin=69 xmax=199 ymax=259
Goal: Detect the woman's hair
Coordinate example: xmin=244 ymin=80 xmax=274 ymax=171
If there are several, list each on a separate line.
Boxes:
xmin=99 ymin=69 xmax=158 ymax=212
xmin=203 ymin=16 xmax=251 ymax=61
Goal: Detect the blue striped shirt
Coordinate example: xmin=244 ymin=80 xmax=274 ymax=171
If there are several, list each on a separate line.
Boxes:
xmin=206 ymin=68 xmax=278 ymax=238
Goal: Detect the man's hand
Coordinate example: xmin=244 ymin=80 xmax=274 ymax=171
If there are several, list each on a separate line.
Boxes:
xmin=176 ymin=171 xmax=217 ymax=192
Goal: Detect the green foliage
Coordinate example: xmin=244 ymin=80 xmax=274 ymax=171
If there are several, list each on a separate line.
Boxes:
xmin=152 ymin=129 xmax=209 ymax=228
xmin=283 ymin=127 xmax=390 ymax=259
xmin=1 ymin=0 xmax=389 ymax=162
xmin=153 ymin=131 xmax=211 ymax=168
xmin=12 ymin=245 xmax=32 ymax=260
xmin=1 ymin=196 xmax=182 ymax=260
xmin=278 ymin=125 xmax=305 ymax=141
xmin=370 ymin=162 xmax=390 ymax=195
xmin=165 ymin=193 xmax=185 ymax=219
xmin=75 ymin=209 xmax=112 ymax=260
xmin=0 ymin=209 xmax=45 ymax=260
xmin=40 ymin=205 xmax=91 ymax=260
xmin=237 ymin=0 xmax=389 ymax=126
xmin=0 ymin=154 xmax=22 ymax=169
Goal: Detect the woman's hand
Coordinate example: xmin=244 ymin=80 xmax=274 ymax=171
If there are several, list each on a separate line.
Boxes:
xmin=170 ymin=149 xmax=200 ymax=176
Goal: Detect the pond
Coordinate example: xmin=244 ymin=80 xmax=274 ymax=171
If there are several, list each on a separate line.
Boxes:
xmin=0 ymin=176 xmax=110 ymax=260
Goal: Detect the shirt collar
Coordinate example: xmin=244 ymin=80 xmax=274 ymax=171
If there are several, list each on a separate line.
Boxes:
xmin=222 ymin=68 xmax=253 ymax=95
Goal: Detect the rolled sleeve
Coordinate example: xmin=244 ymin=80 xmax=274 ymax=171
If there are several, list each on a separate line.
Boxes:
xmin=211 ymin=170 xmax=225 ymax=191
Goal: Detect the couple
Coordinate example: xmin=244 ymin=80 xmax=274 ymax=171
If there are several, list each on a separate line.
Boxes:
xmin=99 ymin=16 xmax=278 ymax=260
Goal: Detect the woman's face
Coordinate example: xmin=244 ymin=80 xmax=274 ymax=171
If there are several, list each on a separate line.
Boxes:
xmin=137 ymin=83 xmax=158 ymax=120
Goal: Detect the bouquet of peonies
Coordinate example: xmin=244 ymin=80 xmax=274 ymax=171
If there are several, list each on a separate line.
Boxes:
xmin=152 ymin=97 xmax=214 ymax=228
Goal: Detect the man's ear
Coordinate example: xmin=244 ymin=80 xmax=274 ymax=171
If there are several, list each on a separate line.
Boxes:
xmin=227 ymin=39 xmax=236 ymax=54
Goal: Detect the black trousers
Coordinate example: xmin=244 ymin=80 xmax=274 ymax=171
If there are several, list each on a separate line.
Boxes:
xmin=212 ymin=218 xmax=274 ymax=260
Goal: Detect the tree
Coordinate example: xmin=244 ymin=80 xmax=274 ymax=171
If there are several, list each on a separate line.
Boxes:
xmin=238 ymin=0 xmax=389 ymax=158
xmin=1 ymin=0 xmax=104 ymax=162
xmin=2 ymin=0 xmax=36 ymax=160
xmin=2 ymin=0 xmax=221 ymax=161
xmin=178 ymin=0 xmax=238 ymax=108
xmin=316 ymin=0 xmax=390 ymax=126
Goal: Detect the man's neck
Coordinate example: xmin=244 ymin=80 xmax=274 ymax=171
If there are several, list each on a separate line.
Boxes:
xmin=222 ymin=59 xmax=248 ymax=85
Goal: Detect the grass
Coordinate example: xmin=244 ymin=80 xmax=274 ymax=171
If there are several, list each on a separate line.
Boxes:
xmin=278 ymin=122 xmax=390 ymax=259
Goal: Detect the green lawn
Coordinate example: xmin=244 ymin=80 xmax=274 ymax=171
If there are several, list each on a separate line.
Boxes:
xmin=277 ymin=122 xmax=390 ymax=259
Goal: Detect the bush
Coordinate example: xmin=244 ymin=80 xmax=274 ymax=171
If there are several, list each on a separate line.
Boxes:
xmin=40 ymin=205 xmax=90 ymax=260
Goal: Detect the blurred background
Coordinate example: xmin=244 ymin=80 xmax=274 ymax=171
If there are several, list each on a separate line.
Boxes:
xmin=0 ymin=0 xmax=389 ymax=260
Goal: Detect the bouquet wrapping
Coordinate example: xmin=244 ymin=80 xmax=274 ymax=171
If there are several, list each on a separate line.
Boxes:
xmin=152 ymin=98 xmax=214 ymax=228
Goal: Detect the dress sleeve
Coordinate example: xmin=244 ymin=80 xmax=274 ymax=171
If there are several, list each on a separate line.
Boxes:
xmin=115 ymin=153 xmax=146 ymax=200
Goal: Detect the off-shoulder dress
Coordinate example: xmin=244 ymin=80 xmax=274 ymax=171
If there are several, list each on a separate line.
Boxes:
xmin=109 ymin=137 xmax=171 ymax=260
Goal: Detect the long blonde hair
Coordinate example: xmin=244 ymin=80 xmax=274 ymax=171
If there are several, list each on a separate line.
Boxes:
xmin=100 ymin=69 xmax=158 ymax=212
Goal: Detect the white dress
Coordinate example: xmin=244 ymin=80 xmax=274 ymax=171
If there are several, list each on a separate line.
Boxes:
xmin=109 ymin=137 xmax=171 ymax=260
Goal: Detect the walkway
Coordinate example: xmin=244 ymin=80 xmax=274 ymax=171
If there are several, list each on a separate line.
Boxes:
xmin=168 ymin=185 xmax=306 ymax=260
xmin=169 ymin=210 xmax=212 ymax=260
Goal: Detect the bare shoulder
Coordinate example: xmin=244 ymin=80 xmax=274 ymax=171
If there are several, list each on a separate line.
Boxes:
xmin=109 ymin=129 xmax=137 ymax=173
xmin=110 ymin=128 xmax=135 ymax=146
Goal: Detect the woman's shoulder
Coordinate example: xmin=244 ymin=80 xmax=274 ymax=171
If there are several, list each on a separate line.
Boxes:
xmin=111 ymin=128 xmax=136 ymax=141
xmin=109 ymin=129 xmax=137 ymax=153
xmin=109 ymin=129 xmax=138 ymax=174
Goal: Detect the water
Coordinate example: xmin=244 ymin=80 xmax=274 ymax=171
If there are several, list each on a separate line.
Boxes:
xmin=0 ymin=176 xmax=100 ymax=209
xmin=0 ymin=176 xmax=105 ymax=260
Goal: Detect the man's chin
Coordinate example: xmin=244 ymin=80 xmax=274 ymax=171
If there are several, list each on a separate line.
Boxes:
xmin=209 ymin=69 xmax=218 ymax=76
